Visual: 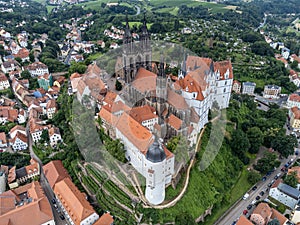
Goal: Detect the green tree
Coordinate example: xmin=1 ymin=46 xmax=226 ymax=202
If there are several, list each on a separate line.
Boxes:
xmin=21 ymin=70 xmax=31 ymax=79
xmin=284 ymin=171 xmax=298 ymax=188
xmin=15 ymin=57 xmax=22 ymax=65
xmin=254 ymin=152 xmax=280 ymax=174
xmin=40 ymin=129 xmax=49 ymax=143
xmin=267 ymin=219 xmax=280 ymax=225
xmin=271 ymin=134 xmax=298 ymax=158
xmin=230 ymin=129 xmax=250 ymax=164
xmin=175 ymin=212 xmax=196 ymax=225
xmin=247 ymin=170 xmax=261 ymax=185
xmin=69 ymin=62 xmax=87 ymax=74
xmin=115 ymin=79 xmax=122 ymax=91
xmin=247 ymin=127 xmax=263 ymax=154
xmin=291 ymin=61 xmax=300 ymax=71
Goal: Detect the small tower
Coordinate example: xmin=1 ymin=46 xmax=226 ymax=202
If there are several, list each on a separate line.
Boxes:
xmin=145 ymin=137 xmax=167 ymax=205
xmin=178 ymin=52 xmax=187 ymax=79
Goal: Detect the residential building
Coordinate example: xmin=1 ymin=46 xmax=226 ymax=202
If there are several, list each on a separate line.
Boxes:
xmin=26 ymin=62 xmax=49 ymax=77
xmin=289 ymin=107 xmax=300 ymax=131
xmin=237 ymin=216 xmax=254 ymax=225
xmin=0 ymin=181 xmax=55 ymax=225
xmin=0 ymin=132 xmax=7 ymax=150
xmin=45 ymin=99 xmax=57 ymax=119
xmin=269 ymin=181 xmax=300 ymax=209
xmin=250 ymin=203 xmax=272 ymax=225
xmin=1 ymin=60 xmax=19 ymax=73
xmin=242 ymin=82 xmax=256 ymax=95
xmin=12 ymin=48 xmax=29 ymax=62
xmin=290 ymin=54 xmax=300 ymax=69
xmin=9 ymin=125 xmax=28 ymax=151
xmin=287 ymin=94 xmax=300 ymax=108
xmin=263 ymin=85 xmax=281 ymax=99
xmin=54 ymin=178 xmax=100 ymax=225
xmin=44 ymin=160 xmax=100 ymax=225
xmin=128 ymin=105 xmax=158 ymax=131
xmin=0 ymin=106 xmax=18 ymax=124
xmin=232 ymin=80 xmax=241 ymax=93
xmin=38 ymin=73 xmax=53 ymax=91
xmin=43 ymin=160 xmax=71 ymax=189
xmin=70 ymin=72 xmax=83 ymax=94
xmin=0 ymin=73 xmax=10 ymax=90
xmin=17 ymin=108 xmax=27 ymax=124
xmin=7 ymin=159 xmax=40 ymax=189
xmin=29 ymin=118 xmax=49 ymax=142
xmin=48 ymin=127 xmax=62 ymax=147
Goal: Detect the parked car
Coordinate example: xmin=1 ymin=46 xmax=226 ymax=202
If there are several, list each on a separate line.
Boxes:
xmin=60 ymin=214 xmax=65 ymax=220
xmin=259 ymin=191 xmax=264 ymax=196
xmin=53 ymin=204 xmax=58 ymax=209
xmin=252 ymin=186 xmax=257 ymax=191
xmin=295 ymin=150 xmax=299 ymax=155
xmin=262 ymin=176 xmax=267 ymax=181
xmin=256 ymin=196 xmax=261 ymax=200
xmin=247 ymin=204 xmax=252 ymax=210
xmin=51 ymin=198 xmax=56 ymax=204
xmin=243 ymin=210 xmax=248 ymax=215
xmin=251 ymin=199 xmax=257 ymax=205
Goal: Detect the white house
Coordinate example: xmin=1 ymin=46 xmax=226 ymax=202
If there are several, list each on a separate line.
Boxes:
xmin=45 ymin=99 xmax=57 ymax=119
xmin=269 ymin=182 xmax=300 ymax=209
xmin=48 ymin=127 xmax=62 ymax=147
xmin=263 ymin=85 xmax=281 ymax=99
xmin=287 ymin=94 xmax=300 ymax=108
xmin=26 ymin=62 xmax=49 ymax=77
xmin=0 ymin=74 xmax=10 ymax=90
xmin=10 ymin=131 xmax=28 ymax=151
xmin=17 ymin=109 xmax=27 ymax=124
xmin=0 ymin=132 xmax=7 ymax=150
xmin=242 ymin=82 xmax=256 ymax=95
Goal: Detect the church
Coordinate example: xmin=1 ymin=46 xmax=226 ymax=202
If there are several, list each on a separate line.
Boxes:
xmin=97 ymin=15 xmax=233 ymax=205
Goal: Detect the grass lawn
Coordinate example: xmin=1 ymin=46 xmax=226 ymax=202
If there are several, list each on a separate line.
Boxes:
xmin=46 ymin=5 xmax=56 ymax=14
xmin=149 ymin=0 xmax=235 ymax=14
xmin=77 ymin=0 xmax=115 ymax=10
xmin=87 ymin=52 xmax=103 ymax=61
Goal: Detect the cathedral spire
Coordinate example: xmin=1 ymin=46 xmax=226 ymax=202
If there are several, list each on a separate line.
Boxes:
xmin=159 ymin=54 xmax=165 ymax=78
xmin=123 ymin=13 xmax=132 ymax=44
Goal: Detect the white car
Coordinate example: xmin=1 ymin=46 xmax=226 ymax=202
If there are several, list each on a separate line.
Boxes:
xmin=251 ymin=199 xmax=257 ymax=205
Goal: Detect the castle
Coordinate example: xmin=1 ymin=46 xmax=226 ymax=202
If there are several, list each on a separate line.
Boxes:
xmin=96 ymin=15 xmax=233 ymax=205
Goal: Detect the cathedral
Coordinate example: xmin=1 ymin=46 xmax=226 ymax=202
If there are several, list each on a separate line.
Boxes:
xmin=98 ymin=15 xmax=233 ymax=205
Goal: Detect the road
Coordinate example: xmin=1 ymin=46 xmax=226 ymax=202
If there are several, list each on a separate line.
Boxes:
xmin=217 ymin=155 xmax=297 ymax=225
xmin=26 ymin=124 xmax=71 ymax=225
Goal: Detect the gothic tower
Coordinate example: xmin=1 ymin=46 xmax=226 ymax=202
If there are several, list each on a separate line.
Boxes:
xmin=140 ymin=13 xmax=152 ymax=71
xmin=156 ymin=55 xmax=167 ymax=117
xmin=123 ymin=13 xmax=152 ymax=84
xmin=123 ymin=15 xmax=136 ymax=84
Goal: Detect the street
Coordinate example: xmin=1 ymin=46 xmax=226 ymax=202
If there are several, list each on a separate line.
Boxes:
xmin=216 ymin=154 xmax=298 ymax=225
xmin=26 ymin=123 xmax=71 ymax=225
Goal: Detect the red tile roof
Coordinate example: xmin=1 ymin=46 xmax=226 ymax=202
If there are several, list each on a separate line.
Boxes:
xmin=43 ymin=160 xmax=71 ymax=189
xmin=167 ymin=89 xmax=189 ymax=109
xmin=128 ymin=105 xmax=158 ymax=124
xmin=0 ymin=132 xmax=6 ymax=144
xmin=271 ymin=208 xmax=287 ymax=225
xmin=116 ymin=112 xmax=153 ymax=154
xmin=291 ymin=107 xmax=300 ymax=120
xmin=214 ymin=60 xmax=233 ymax=80
xmin=54 ymin=178 xmax=96 ymax=225
xmin=289 ymin=94 xmax=300 ymax=102
xmin=237 ymin=216 xmax=253 ymax=225
xmin=166 ymin=114 xmax=182 ymax=130
xmin=98 ymin=107 xmax=118 ymax=126
xmin=94 ymin=212 xmax=114 ymax=225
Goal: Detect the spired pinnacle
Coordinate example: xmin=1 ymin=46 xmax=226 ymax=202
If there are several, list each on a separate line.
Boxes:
xmin=159 ymin=53 xmax=165 ymax=78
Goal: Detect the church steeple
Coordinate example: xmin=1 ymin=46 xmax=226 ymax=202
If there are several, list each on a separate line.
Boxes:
xmin=178 ymin=51 xmax=187 ymax=79
xmin=159 ymin=54 xmax=165 ymax=78
xmin=123 ymin=14 xmax=132 ymax=45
